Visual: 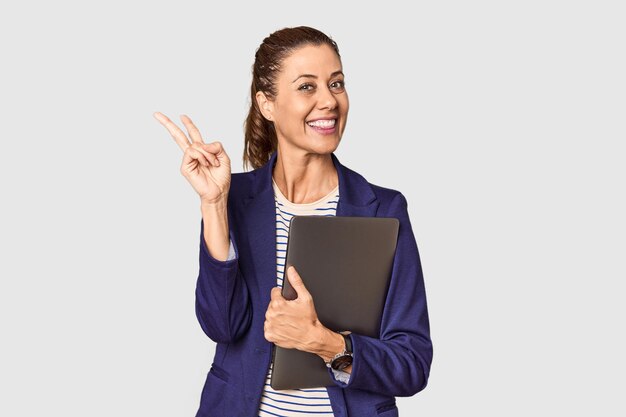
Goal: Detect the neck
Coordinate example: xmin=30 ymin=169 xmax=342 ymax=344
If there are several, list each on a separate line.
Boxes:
xmin=272 ymin=149 xmax=338 ymax=205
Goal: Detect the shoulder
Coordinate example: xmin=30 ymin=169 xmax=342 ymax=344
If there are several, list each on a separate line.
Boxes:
xmin=340 ymin=161 xmax=405 ymax=202
xmin=368 ymin=181 xmax=408 ymax=217
xmin=369 ymin=182 xmax=404 ymax=204
xmin=230 ymin=170 xmax=255 ymax=189
xmin=343 ymin=165 xmax=407 ymax=217
xmin=338 ymin=161 xmax=409 ymax=215
xmin=226 ymin=170 xmax=257 ymax=199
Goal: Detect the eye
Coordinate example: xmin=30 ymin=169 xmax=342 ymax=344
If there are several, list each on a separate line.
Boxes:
xmin=298 ymin=83 xmax=314 ymax=91
xmin=331 ymin=80 xmax=346 ymax=90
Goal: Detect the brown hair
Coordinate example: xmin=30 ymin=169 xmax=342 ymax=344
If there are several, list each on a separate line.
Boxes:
xmin=243 ymin=26 xmax=341 ymax=171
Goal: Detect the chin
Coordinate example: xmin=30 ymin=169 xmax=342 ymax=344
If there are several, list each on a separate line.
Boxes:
xmin=312 ymin=140 xmax=341 ymax=155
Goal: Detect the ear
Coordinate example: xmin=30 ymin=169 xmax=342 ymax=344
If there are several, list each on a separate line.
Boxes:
xmin=255 ymin=90 xmax=275 ymax=122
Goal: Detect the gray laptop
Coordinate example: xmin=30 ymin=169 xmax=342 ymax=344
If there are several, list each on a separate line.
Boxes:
xmin=270 ymin=215 xmax=400 ymax=390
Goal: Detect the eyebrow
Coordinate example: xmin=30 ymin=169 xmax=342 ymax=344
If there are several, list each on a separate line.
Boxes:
xmin=292 ymin=70 xmax=344 ymax=83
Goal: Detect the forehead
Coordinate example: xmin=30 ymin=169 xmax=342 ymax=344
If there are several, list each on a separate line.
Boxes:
xmin=280 ymin=44 xmax=342 ymax=78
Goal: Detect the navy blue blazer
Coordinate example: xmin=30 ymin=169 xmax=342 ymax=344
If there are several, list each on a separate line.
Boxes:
xmin=195 ymin=150 xmax=433 ymax=417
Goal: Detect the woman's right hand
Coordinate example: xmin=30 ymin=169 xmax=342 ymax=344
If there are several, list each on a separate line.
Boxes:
xmin=154 ymin=112 xmax=232 ymax=204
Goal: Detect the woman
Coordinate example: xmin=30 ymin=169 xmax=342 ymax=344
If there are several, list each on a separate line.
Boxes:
xmin=154 ymin=26 xmax=432 ymax=417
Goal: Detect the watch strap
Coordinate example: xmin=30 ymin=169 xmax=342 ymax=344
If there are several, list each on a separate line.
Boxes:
xmin=338 ymin=331 xmax=352 ymax=353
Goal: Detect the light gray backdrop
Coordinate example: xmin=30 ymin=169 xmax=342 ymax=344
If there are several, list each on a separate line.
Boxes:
xmin=1 ymin=1 xmax=624 ymax=416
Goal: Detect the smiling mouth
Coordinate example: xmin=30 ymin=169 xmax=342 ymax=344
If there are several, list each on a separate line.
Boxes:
xmin=306 ymin=119 xmax=337 ymax=128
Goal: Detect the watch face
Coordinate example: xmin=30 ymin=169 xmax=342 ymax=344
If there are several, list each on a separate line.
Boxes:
xmin=331 ymin=355 xmax=353 ymax=371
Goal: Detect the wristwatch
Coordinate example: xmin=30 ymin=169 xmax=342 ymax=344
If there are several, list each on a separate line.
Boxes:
xmin=325 ymin=330 xmax=353 ymax=371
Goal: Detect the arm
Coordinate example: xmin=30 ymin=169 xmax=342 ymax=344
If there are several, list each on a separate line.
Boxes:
xmin=195 ymin=201 xmax=252 ymax=344
xmin=325 ymin=192 xmax=433 ymax=396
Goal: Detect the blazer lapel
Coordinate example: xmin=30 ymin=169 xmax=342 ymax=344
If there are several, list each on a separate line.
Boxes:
xmin=331 ymin=152 xmax=380 ymax=218
xmin=241 ymin=150 xmax=380 ymax=306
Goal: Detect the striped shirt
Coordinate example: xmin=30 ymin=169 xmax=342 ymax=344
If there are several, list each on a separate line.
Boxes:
xmin=255 ymin=178 xmax=348 ymax=416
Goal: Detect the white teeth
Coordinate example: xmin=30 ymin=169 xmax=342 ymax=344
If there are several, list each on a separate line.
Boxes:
xmin=307 ymin=119 xmax=336 ymax=128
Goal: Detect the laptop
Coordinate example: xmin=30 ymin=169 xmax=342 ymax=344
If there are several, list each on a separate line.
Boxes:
xmin=270 ymin=215 xmax=400 ymax=390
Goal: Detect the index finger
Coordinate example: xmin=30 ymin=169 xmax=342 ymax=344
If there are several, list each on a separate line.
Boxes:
xmin=153 ymin=111 xmax=192 ymax=152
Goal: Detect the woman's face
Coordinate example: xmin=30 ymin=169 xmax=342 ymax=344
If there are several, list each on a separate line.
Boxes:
xmin=257 ymin=43 xmax=349 ymax=156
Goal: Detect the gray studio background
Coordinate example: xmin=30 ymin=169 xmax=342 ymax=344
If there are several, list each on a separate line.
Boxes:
xmin=1 ymin=1 xmax=624 ymax=416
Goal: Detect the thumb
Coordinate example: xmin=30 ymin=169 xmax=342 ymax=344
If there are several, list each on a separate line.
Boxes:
xmin=287 ymin=266 xmax=309 ymax=297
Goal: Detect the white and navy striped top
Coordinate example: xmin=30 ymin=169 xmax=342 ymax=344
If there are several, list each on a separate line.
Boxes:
xmin=254 ymin=178 xmax=349 ymax=417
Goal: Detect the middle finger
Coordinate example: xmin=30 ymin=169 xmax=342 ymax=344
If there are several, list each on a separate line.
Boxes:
xmin=180 ymin=114 xmax=205 ymax=144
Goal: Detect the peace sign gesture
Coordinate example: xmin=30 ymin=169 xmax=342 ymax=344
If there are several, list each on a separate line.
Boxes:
xmin=153 ymin=112 xmax=232 ymax=204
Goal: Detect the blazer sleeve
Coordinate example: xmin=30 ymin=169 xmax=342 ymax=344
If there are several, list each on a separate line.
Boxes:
xmin=195 ymin=218 xmax=253 ymax=344
xmin=326 ymin=192 xmax=433 ymax=397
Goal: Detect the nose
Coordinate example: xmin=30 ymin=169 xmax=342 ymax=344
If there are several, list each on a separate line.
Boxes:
xmin=317 ymin=85 xmax=338 ymax=111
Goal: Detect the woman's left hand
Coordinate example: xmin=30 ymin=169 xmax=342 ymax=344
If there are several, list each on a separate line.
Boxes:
xmin=264 ymin=266 xmax=324 ymax=351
